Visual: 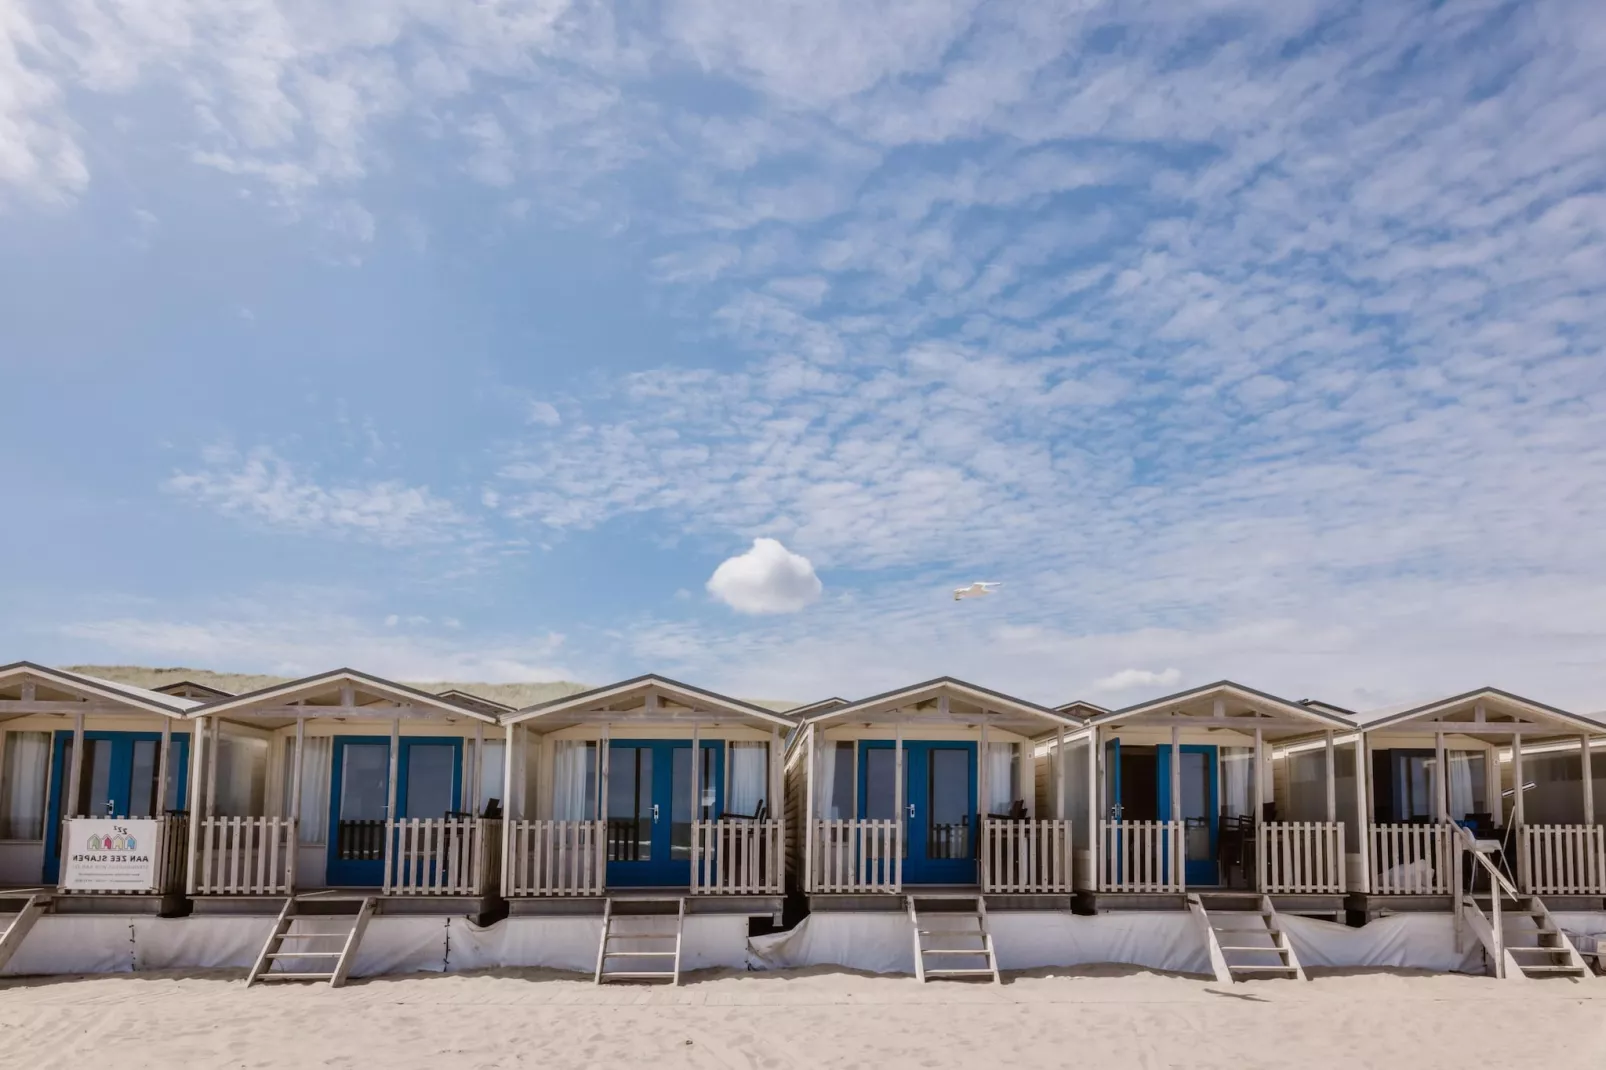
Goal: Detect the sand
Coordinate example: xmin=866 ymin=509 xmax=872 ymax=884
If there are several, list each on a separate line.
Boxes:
xmin=1 ymin=966 xmax=1602 ymax=1069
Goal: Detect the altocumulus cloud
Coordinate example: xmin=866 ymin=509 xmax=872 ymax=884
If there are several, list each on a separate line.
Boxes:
xmin=707 ymin=538 xmax=822 ymax=615
xmin=1093 ymin=668 xmax=1182 ymax=694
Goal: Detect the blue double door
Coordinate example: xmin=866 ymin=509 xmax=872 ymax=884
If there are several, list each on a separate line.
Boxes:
xmin=1107 ymin=740 xmax=1220 ymax=886
xmin=43 ymin=730 xmax=191 ymax=883
xmin=860 ymin=740 xmax=977 ymax=885
xmin=328 ymin=736 xmax=463 ymax=887
xmin=605 ymin=739 xmax=723 ymax=887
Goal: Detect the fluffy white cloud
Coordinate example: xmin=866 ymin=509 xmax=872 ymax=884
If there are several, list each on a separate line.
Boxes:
xmin=706 ymin=537 xmax=822 ymax=614
xmin=1093 ymin=667 xmax=1183 ymax=694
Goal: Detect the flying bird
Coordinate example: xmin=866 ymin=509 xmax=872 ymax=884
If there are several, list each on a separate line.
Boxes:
xmin=953 ymin=581 xmax=1002 ymax=601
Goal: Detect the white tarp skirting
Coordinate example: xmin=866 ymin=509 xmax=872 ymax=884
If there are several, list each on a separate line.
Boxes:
xmin=0 ymin=913 xmax=752 ymax=978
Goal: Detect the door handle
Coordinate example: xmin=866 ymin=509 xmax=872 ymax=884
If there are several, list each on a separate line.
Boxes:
xmin=906 ymin=803 xmax=915 ymax=820
xmin=652 ymin=803 xmax=661 ymax=823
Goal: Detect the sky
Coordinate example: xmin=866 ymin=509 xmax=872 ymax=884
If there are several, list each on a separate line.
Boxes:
xmin=2 ymin=0 xmax=1605 ymax=712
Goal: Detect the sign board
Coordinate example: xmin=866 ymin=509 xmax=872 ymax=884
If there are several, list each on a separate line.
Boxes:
xmin=61 ymin=818 xmax=161 ymax=891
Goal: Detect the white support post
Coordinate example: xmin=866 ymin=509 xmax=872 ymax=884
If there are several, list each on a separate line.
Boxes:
xmin=1324 ymin=730 xmax=1337 ymax=823
xmin=894 ymin=718 xmax=905 ymax=891
xmin=471 ymin=722 xmax=484 ymax=814
xmin=769 ymin=725 xmax=781 ymax=814
xmin=1056 ymin=727 xmax=1067 ymax=820
xmin=803 ymin=724 xmax=817 ymax=893
xmin=66 ymin=712 xmax=85 ymax=819
xmin=1089 ymin=729 xmax=1101 ymax=892
xmin=1252 ymin=727 xmax=1264 ymax=822
xmin=205 ymin=715 xmax=219 ymax=822
xmin=691 ymin=721 xmax=702 ymax=823
xmin=1354 ymin=734 xmax=1370 ymax=894
xmin=156 ymin=718 xmax=172 ymax=815
xmin=184 ymin=716 xmax=205 ymax=894
xmin=383 ymin=717 xmax=400 ymax=893
xmin=290 ymin=717 xmax=305 ymax=826
xmin=598 ymin=723 xmax=610 ymax=827
xmin=499 ymin=721 xmax=515 ymax=895
xmin=1434 ymin=731 xmax=1448 ymax=822
xmin=1169 ymin=727 xmax=1182 ymax=826
xmin=979 ymin=715 xmax=989 ymax=819
xmin=1512 ymin=732 xmax=1524 ymax=829
xmin=1582 ymin=734 xmax=1595 ymax=826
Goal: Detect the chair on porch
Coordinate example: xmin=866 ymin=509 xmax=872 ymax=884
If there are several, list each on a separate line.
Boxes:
xmin=1217 ymin=814 xmax=1256 ymax=889
xmin=718 ymin=800 xmax=768 ymax=883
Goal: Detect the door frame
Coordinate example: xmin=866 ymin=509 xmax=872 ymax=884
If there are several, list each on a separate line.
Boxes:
xmin=605 ymin=739 xmax=725 ymax=888
xmin=43 ymin=729 xmax=191 ymax=884
xmin=325 ymin=735 xmax=465 ymax=888
xmin=1157 ymin=743 xmax=1219 ymax=887
xmin=859 ymin=740 xmax=978 ymax=885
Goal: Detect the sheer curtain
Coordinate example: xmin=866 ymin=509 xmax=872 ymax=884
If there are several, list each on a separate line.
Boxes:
xmin=279 ymin=736 xmax=332 ymax=845
xmin=1446 ymin=751 xmax=1485 ymax=820
xmin=0 ymin=732 xmax=50 ymax=840
xmin=817 ymin=738 xmax=838 ymax=818
xmin=1286 ymin=751 xmax=1327 ymax=820
xmin=1220 ymin=748 xmax=1252 ymax=818
xmin=551 ymin=741 xmax=596 ymax=820
xmin=727 ymin=743 xmax=767 ymax=816
xmin=986 ymin=743 xmax=1016 ymax=814
xmin=216 ymin=735 xmax=268 ymax=817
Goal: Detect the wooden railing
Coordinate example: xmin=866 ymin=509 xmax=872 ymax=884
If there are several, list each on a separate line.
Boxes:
xmin=1097 ymin=820 xmax=1183 ymax=893
xmin=505 ymin=819 xmax=605 ymax=896
xmin=1520 ymin=824 xmax=1606 ymax=895
xmin=691 ymin=819 xmax=783 ymax=894
xmin=811 ymin=819 xmax=902 ymax=893
xmin=981 ymin=818 xmax=1071 ymax=893
xmin=385 ymin=817 xmax=501 ymax=896
xmin=1259 ymin=821 xmax=1346 ymax=894
xmin=192 ymin=816 xmax=296 ymax=895
xmin=1370 ymin=822 xmax=1453 ymax=895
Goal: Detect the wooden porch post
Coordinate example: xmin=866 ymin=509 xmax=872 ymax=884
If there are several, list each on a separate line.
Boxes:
xmin=1252 ymin=727 xmax=1264 ymax=820
xmin=894 ymin=717 xmax=904 ymax=891
xmin=690 ymin=720 xmax=701 ymax=890
xmin=383 ymin=717 xmax=400 ymax=893
xmin=1581 ymin=734 xmax=1595 ymax=826
xmin=1324 ymin=730 xmax=1337 ymax=823
xmin=803 ymin=723 xmax=817 ymax=893
xmin=978 ymin=713 xmax=989 ymax=820
xmin=205 ymin=715 xmax=219 ymax=821
xmin=287 ymin=716 xmax=304 ymax=894
xmin=1089 ymin=727 xmax=1101 ymax=892
xmin=1512 ymin=732 xmax=1525 ymax=828
xmin=157 ymin=718 xmax=172 ymax=815
xmin=769 ymin=725 xmax=781 ymax=814
xmin=470 ymin=722 xmax=484 ymax=815
xmin=184 ymin=715 xmax=205 ymax=894
xmin=66 ymin=711 xmax=85 ymax=819
xmin=1354 ymin=734 xmax=1370 ymax=894
xmin=1434 ymin=731 xmax=1448 ymax=822
xmin=1056 ymin=727 xmax=1067 ymax=820
xmin=499 ymin=721 xmax=515 ymax=895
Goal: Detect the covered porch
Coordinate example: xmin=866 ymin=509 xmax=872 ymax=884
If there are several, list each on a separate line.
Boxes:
xmin=182 ymin=670 xmax=504 ymax=908
xmin=789 ymin=678 xmax=1081 ymax=904
xmin=1065 ymin=682 xmax=1358 ymax=910
xmin=1355 ymin=689 xmax=1606 ymax=907
xmin=499 ymin=675 xmax=790 ymax=909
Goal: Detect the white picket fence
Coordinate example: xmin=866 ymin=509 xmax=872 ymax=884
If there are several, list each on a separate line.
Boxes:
xmin=811 ymin=819 xmax=902 ymax=893
xmin=1259 ymin=821 xmax=1346 ymax=894
xmin=1097 ymin=820 xmax=1183 ymax=893
xmin=981 ymin=818 xmax=1071 ymax=893
xmin=386 ymin=817 xmax=501 ymax=896
xmin=1520 ymin=824 xmax=1606 ymax=895
xmin=191 ymin=816 xmax=296 ymax=895
xmin=690 ymin=819 xmax=784 ymax=894
xmin=504 ymin=819 xmax=605 ymax=896
xmin=1370 ymin=823 xmax=1453 ymax=895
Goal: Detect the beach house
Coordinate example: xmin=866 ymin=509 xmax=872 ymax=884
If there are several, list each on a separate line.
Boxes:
xmin=496 ymin=675 xmax=793 ymax=983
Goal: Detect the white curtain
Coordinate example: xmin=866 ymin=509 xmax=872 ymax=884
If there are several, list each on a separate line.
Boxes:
xmin=479 ymin=740 xmax=506 ymax=813
xmin=0 ymin=732 xmax=50 ymax=840
xmin=727 ymin=742 xmax=768 ymax=817
xmin=215 ymin=735 xmax=268 ymax=818
xmin=1286 ymin=751 xmax=1327 ymax=821
xmin=279 ymin=736 xmax=332 ymax=845
xmin=551 ymin=741 xmax=595 ymax=821
xmin=1447 ymin=751 xmax=1478 ymax=820
xmin=986 ymin=743 xmax=1016 ymax=814
xmin=817 ymin=737 xmax=839 ymax=818
xmin=1220 ymin=748 xmax=1252 ymax=818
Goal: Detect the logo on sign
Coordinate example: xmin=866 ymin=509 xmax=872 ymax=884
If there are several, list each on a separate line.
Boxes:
xmin=86 ymin=824 xmax=138 ymax=852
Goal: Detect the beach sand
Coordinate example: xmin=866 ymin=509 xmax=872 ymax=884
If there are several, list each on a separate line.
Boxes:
xmin=1 ymin=965 xmax=1602 ymax=1069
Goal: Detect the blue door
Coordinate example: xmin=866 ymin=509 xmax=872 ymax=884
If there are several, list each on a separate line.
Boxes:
xmin=327 ymin=736 xmax=463 ymax=887
xmin=860 ymin=741 xmax=977 ymax=885
xmin=1158 ymin=744 xmax=1219 ymax=886
xmin=43 ymin=730 xmax=191 ymax=883
xmin=605 ymin=740 xmax=723 ymax=887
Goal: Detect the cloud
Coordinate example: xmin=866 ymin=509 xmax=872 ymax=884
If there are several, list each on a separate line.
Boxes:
xmin=706 ymin=537 xmax=822 ymax=614
xmin=1092 ymin=668 xmax=1183 ymax=694
xmin=527 ymin=401 xmax=562 ymax=427
xmin=164 ymin=444 xmax=477 ymax=549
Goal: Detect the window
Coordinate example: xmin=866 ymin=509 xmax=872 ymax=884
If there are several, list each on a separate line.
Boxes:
xmin=0 ymin=732 xmax=50 ymax=840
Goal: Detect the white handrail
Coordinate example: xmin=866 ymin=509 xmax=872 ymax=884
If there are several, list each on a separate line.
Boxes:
xmin=1453 ymin=825 xmax=1517 ymax=978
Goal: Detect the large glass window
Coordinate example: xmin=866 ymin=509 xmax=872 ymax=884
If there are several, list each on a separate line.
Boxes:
xmin=403 ymin=744 xmax=458 ymax=818
xmin=0 ymin=732 xmax=50 ymax=839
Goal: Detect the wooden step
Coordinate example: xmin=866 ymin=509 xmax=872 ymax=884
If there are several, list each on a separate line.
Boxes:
xmin=255 ymin=972 xmax=337 ymax=981
xmin=923 ymin=968 xmax=997 ymax=977
xmin=603 ymin=950 xmax=677 ymax=958
xmin=598 ymin=971 xmax=676 ymax=981
xmin=1517 ymin=965 xmax=1587 ymax=975
xmin=1226 ymin=965 xmax=1300 ymax=973
xmin=263 ymin=951 xmax=344 ymax=959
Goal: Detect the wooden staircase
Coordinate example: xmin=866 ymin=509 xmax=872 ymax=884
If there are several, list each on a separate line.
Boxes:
xmin=594 ymin=896 xmax=684 ymax=985
xmin=1465 ymin=891 xmax=1589 ymax=980
xmin=0 ymin=892 xmax=49 ymax=973
xmin=907 ymin=893 xmax=1000 ymax=983
xmin=1189 ymin=892 xmax=1306 ymax=983
xmin=246 ymin=895 xmax=376 ymax=987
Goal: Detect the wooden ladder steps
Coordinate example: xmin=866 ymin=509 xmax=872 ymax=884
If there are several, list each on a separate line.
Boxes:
xmin=246 ymin=895 xmax=376 ymax=988
xmin=907 ymin=895 xmax=1000 ymax=984
xmin=595 ymin=898 xmax=685 ymax=985
xmin=0 ymin=893 xmax=49 ymax=974
xmin=1189 ymin=893 xmax=1307 ymax=984
xmin=1462 ymin=892 xmax=1590 ymax=980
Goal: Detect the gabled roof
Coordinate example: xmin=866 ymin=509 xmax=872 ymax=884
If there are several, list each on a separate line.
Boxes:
xmin=505 ymin=674 xmax=796 ymax=729
xmin=436 ymin=688 xmax=516 ymax=714
xmin=154 ymin=680 xmax=234 ymax=700
xmin=785 ymin=697 xmax=850 ymax=718
xmin=1056 ymin=699 xmax=1111 ymax=717
xmin=801 ymin=677 xmax=1080 ymax=729
xmin=192 ymin=668 xmax=500 ymax=723
xmin=1090 ymin=679 xmax=1354 ymax=729
xmin=0 ymin=661 xmax=195 ymax=717
xmin=1352 ymin=687 xmax=1606 ymax=734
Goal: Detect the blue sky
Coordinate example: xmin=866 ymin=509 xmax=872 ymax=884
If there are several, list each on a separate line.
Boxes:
xmin=3 ymin=0 xmax=1605 ymax=709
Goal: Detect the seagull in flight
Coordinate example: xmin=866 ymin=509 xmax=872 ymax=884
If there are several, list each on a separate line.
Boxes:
xmin=953 ymin=581 xmax=1002 ymax=601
